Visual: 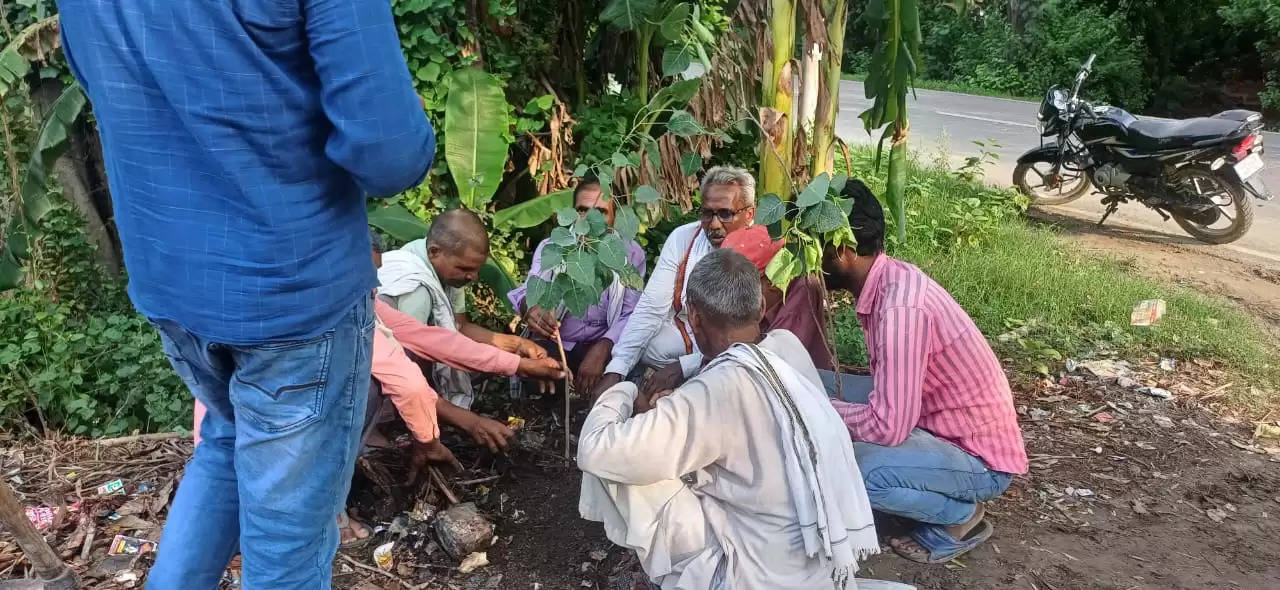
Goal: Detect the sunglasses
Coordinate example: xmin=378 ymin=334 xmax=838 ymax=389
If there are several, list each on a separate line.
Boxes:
xmin=698 ymin=206 xmax=751 ymax=223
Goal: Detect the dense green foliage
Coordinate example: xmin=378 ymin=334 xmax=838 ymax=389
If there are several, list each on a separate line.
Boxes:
xmin=0 ymin=202 xmax=188 ymax=436
xmin=845 ymin=0 xmax=1277 ymax=118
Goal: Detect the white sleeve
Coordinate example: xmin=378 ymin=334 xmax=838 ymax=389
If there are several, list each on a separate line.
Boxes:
xmin=679 ymin=352 xmax=703 ymax=379
xmin=576 ymin=378 xmax=728 ymax=485
xmin=603 ymin=224 xmax=693 ymax=376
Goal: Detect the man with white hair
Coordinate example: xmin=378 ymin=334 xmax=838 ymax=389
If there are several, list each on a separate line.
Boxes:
xmin=592 ymin=166 xmax=757 ymax=396
xmin=578 ymin=248 xmax=879 ymax=589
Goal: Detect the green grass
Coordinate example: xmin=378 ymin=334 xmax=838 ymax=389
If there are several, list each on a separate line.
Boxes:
xmin=832 ymin=148 xmax=1280 ymax=413
xmin=841 ymin=71 xmax=1041 ymax=103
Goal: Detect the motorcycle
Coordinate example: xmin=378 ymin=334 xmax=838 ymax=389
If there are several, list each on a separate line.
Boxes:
xmin=1013 ymin=54 xmax=1272 ymax=244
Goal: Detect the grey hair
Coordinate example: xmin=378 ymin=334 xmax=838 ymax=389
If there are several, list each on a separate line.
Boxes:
xmin=686 ymin=248 xmax=762 ymax=327
xmin=699 ymin=165 xmax=756 ymax=206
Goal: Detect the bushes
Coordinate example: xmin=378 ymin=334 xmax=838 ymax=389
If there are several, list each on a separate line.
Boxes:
xmin=847 ymin=0 xmax=1151 ymax=109
xmin=0 ymin=203 xmax=189 ymax=437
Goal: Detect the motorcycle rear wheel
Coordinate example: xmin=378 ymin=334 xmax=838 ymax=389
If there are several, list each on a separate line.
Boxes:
xmin=1170 ymin=165 xmax=1253 ymax=245
xmin=1013 ymin=157 xmax=1092 ymax=205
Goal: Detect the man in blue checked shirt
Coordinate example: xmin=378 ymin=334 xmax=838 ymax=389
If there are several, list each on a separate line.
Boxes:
xmin=58 ymin=1 xmax=435 ymax=588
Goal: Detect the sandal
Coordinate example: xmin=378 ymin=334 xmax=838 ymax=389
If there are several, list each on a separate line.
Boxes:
xmin=894 ymin=519 xmax=993 ymax=564
xmin=338 ymin=511 xmax=373 ymax=549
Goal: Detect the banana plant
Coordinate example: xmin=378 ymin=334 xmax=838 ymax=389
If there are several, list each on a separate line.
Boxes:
xmin=599 ymin=0 xmax=711 ymax=104
xmin=0 ymin=16 xmax=89 ymax=290
xmin=860 ymin=0 xmax=923 ymax=242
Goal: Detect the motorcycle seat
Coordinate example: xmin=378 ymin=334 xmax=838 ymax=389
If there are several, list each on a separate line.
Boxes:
xmin=1125 ymin=117 xmax=1247 ymax=151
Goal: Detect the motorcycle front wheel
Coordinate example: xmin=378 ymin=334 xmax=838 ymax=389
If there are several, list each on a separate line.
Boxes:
xmin=1170 ymin=165 xmax=1254 ymax=245
xmin=1013 ymin=156 xmax=1092 ymax=205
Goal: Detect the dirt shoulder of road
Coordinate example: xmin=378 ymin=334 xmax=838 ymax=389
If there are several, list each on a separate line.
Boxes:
xmin=1028 ymin=207 xmax=1280 ymax=328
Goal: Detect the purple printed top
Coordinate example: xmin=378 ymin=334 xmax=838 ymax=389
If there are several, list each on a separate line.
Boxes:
xmin=509 ymin=238 xmax=647 ymax=350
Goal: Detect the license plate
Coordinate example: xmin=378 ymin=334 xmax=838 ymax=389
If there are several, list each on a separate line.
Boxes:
xmin=1235 ymin=152 xmax=1264 ymax=180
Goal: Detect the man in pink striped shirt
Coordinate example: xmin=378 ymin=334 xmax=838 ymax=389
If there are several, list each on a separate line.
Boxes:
xmin=823 ymin=180 xmax=1028 ymax=564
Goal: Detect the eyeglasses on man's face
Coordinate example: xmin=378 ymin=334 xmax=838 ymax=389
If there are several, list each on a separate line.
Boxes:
xmin=698 ymin=206 xmax=750 ymax=223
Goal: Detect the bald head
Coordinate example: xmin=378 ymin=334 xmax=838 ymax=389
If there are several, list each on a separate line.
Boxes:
xmin=426 ymin=208 xmax=490 ymax=288
xmin=428 ymin=208 xmax=490 ymax=255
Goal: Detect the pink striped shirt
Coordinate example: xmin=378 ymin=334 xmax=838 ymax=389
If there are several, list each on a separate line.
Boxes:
xmin=831 ymin=255 xmax=1028 ymax=474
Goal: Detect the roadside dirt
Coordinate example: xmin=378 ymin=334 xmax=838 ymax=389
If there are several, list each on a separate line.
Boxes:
xmin=4 ymin=357 xmax=1278 ymax=590
xmin=1028 ymin=207 xmax=1280 ymax=327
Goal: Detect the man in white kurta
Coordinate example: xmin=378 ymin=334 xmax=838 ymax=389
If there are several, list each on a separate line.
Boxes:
xmin=578 ymin=249 xmax=880 ymax=590
xmin=595 ymin=167 xmax=758 ymax=394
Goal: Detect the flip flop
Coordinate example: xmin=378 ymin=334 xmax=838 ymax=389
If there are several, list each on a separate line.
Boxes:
xmin=895 ymin=519 xmax=994 ymax=564
xmin=338 ymin=511 xmax=373 ymax=549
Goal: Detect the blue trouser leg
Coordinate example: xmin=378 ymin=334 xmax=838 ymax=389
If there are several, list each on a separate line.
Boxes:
xmin=853 ymin=429 xmax=1012 ymax=526
xmin=146 ymin=295 xmax=373 ymax=590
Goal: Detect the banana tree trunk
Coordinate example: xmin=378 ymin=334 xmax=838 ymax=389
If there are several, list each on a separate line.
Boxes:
xmin=810 ymin=0 xmax=848 ymax=177
xmin=886 ymin=120 xmax=908 ymax=242
xmin=759 ymin=0 xmax=797 ymax=200
xmin=799 ymin=43 xmax=820 ymax=133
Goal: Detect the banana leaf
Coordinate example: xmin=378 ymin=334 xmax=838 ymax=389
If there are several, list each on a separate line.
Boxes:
xmin=367 ymin=202 xmax=429 ymax=242
xmin=1 ymin=84 xmax=89 ymax=291
xmin=479 ymin=256 xmax=517 ymax=313
xmin=444 ymin=67 xmax=510 ymax=210
xmin=492 ymin=189 xmax=574 ymax=229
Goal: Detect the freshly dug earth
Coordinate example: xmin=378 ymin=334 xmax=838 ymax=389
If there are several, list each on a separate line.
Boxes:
xmin=2 ymin=360 xmax=1277 ymax=589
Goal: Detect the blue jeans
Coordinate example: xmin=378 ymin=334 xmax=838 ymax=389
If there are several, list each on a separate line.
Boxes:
xmin=146 ymin=295 xmax=373 ymax=590
xmin=819 ymin=371 xmax=1012 ymax=527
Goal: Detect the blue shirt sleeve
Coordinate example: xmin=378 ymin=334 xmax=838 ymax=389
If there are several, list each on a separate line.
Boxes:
xmin=305 ymin=0 xmax=436 ymax=197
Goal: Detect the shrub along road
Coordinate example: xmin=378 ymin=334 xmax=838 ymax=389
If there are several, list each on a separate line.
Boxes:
xmin=837 ymin=80 xmax=1280 ymax=264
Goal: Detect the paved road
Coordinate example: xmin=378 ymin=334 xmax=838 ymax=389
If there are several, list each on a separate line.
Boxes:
xmin=836 ymin=80 xmax=1280 ymax=263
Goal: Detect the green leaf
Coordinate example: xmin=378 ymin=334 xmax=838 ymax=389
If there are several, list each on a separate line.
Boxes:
xmin=634 ymin=185 xmax=660 ymax=204
xmin=610 ymin=152 xmax=631 ymax=169
xmin=556 ymin=206 xmax=579 ymax=226
xmin=614 ymin=206 xmax=640 ymax=241
xmin=597 ymin=234 xmax=628 ymax=270
xmin=754 ymin=193 xmax=786 ymax=225
xmin=572 ymin=216 xmax=591 ymax=236
xmin=796 ymin=173 xmax=832 ymax=208
xmin=764 ymin=248 xmax=800 ymax=292
xmin=600 ymin=0 xmax=658 ymax=30
xmin=550 ymin=226 xmax=577 ymax=247
xmin=666 ymin=110 xmax=702 ymax=137
xmin=493 ymin=189 xmax=574 ymax=229
xmin=367 ymin=203 xmax=429 ymax=242
xmin=658 ymin=2 xmax=691 ymax=42
xmin=525 ymin=276 xmax=550 ymax=311
xmin=564 ymin=249 xmax=598 ymax=290
xmin=586 ymin=209 xmax=610 ymax=236
xmin=524 ymin=94 xmax=554 ymax=113
xmin=540 ymin=243 xmax=565 ymax=269
xmin=800 ymin=200 xmax=849 ymax=234
xmin=478 ymin=256 xmax=516 ymax=313
xmin=444 ymin=67 xmax=511 ymax=209
xmin=662 ymin=45 xmax=693 ymax=77
xmin=679 ymin=152 xmax=702 ymax=176
xmin=563 ymin=281 xmax=599 ymax=317
xmin=617 ymin=266 xmax=645 ymax=291
xmin=831 ymin=173 xmax=849 ymax=195
xmin=647 ymin=78 xmax=701 ymax=110
xmin=573 ymin=163 xmax=590 ymax=177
